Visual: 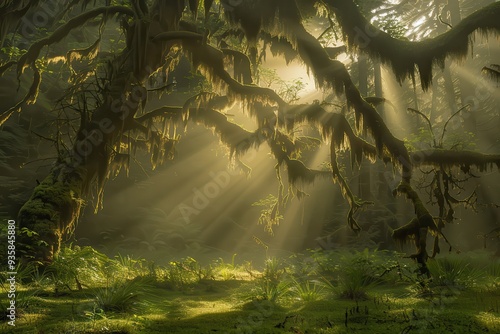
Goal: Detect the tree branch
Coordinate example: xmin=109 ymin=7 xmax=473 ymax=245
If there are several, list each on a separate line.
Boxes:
xmin=322 ymin=0 xmax=500 ymax=90
xmin=410 ymin=150 xmax=500 ymax=171
xmin=16 ymin=6 xmax=134 ymax=77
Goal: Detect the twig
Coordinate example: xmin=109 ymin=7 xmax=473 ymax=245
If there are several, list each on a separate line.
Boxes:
xmin=440 ymin=105 xmax=470 ymax=146
xmin=407 ymin=108 xmax=436 ymax=147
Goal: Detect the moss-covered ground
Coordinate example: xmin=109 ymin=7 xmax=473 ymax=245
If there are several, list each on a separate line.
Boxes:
xmin=1 ymin=247 xmax=499 ymax=333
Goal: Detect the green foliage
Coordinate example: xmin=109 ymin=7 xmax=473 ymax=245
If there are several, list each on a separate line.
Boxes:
xmin=257 ymin=67 xmax=305 ymax=103
xmin=252 ymin=194 xmax=283 ymax=235
xmin=404 ymin=126 xmax=435 ymax=150
xmin=2 ymin=249 xmax=500 ymax=332
xmin=0 ymin=46 xmax=25 ymax=59
xmin=334 ymin=251 xmax=383 ymax=300
xmin=114 ymin=253 xmax=147 ymax=280
xmin=312 ymin=249 xmax=396 ymax=300
xmin=262 ymin=257 xmax=286 ymax=283
xmin=252 ymin=277 xmax=290 ymax=303
xmin=288 ymin=278 xmax=325 ymax=302
xmin=485 ymin=261 xmax=500 ymax=288
xmin=46 ymin=245 xmax=110 ymax=291
xmin=93 ymin=276 xmax=154 ymax=313
xmin=214 ymin=253 xmax=238 ymax=280
xmin=250 ymin=257 xmax=289 ymax=303
xmin=154 ymin=257 xmax=215 ymax=290
xmin=288 ymin=253 xmax=319 ymax=281
xmin=427 ymin=256 xmax=483 ymax=290
xmin=0 ymin=262 xmax=46 ymax=319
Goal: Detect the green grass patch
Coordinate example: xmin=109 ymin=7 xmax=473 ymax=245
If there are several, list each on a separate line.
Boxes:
xmin=1 ymin=247 xmax=499 ymax=333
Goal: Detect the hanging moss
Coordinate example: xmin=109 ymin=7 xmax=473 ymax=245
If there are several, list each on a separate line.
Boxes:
xmin=482 ymin=64 xmax=500 ymax=82
xmin=134 ymin=106 xmax=184 ymax=124
xmin=329 ymin=140 xmax=371 ymax=232
xmin=221 ymin=48 xmax=253 ymax=84
xmin=285 ymin=158 xmax=330 ymax=185
xmin=186 ymin=106 xmax=264 ymax=159
xmin=264 ymin=129 xmax=330 ymax=186
xmin=410 ymin=149 xmax=500 ymax=172
xmin=0 ymin=6 xmax=134 ymax=127
xmin=263 ymin=15 xmax=413 ymax=181
xmin=182 ymin=92 xmax=219 ymax=118
xmin=108 ymin=153 xmax=130 ymax=178
xmin=283 ymin=103 xmax=378 ymax=166
xmin=66 ymin=37 xmax=101 ymax=84
xmin=264 ymin=34 xmax=299 ymax=64
xmin=188 ymin=0 xmax=199 ymax=18
xmin=66 ymin=37 xmax=101 ymax=66
xmin=0 ymin=64 xmax=41 ymax=127
xmin=180 ymin=39 xmax=287 ymax=113
xmin=392 ymin=218 xmax=430 ymax=275
xmin=151 ymin=0 xmax=185 ymax=31
xmin=16 ymin=6 xmax=134 ymax=77
xmin=325 ymin=0 xmax=500 ymax=90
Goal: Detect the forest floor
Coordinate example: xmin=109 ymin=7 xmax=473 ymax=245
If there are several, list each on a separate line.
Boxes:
xmin=1 ymin=247 xmax=499 ymax=333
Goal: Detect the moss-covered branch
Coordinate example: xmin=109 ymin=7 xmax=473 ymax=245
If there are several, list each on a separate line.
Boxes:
xmin=0 ymin=64 xmax=40 ymax=127
xmin=180 ymin=39 xmax=288 ymax=110
xmin=410 ymin=150 xmax=500 ymax=171
xmin=16 ymin=6 xmax=134 ymax=77
xmin=280 ymin=11 xmax=412 ymax=182
xmin=185 ymin=106 xmax=265 ymax=159
xmin=323 ymin=0 xmax=500 ymax=90
xmin=0 ymin=6 xmax=134 ymax=127
xmin=393 ymin=181 xmax=438 ymax=275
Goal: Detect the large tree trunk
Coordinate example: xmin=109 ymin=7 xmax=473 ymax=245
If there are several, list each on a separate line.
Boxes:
xmin=17 ymin=16 xmax=168 ymax=262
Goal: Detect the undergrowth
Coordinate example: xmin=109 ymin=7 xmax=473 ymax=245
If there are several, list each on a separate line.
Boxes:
xmin=1 ymin=245 xmax=499 ymax=333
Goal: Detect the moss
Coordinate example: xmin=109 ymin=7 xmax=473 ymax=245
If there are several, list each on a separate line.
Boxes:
xmin=411 ymin=149 xmax=500 ymax=172
xmin=221 ymin=48 xmax=253 ymax=84
xmin=185 ymin=106 xmax=264 ymax=159
xmin=5 ymin=252 xmax=499 ymax=333
xmin=18 ymin=164 xmax=86 ymax=262
xmin=285 ymin=158 xmax=330 ymax=185
xmin=482 ymin=64 xmax=500 ymax=82
xmin=326 ymin=0 xmax=500 ymax=90
xmin=392 ymin=218 xmax=419 ymax=245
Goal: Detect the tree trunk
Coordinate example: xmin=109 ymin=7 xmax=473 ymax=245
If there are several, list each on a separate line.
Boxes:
xmin=357 ymin=55 xmax=372 ymax=200
xmin=17 ymin=18 xmax=168 ymax=262
xmin=373 ymin=60 xmax=391 ymax=201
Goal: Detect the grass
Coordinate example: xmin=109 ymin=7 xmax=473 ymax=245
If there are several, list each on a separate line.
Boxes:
xmin=93 ymin=276 xmax=154 ymax=313
xmin=0 ymin=248 xmax=499 ymax=333
xmin=289 ymin=278 xmax=325 ymax=302
xmin=427 ymin=256 xmax=483 ymax=289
